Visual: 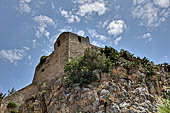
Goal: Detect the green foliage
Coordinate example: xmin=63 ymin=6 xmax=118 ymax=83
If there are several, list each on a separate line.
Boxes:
xmin=0 ymin=92 xmax=6 ymax=105
xmin=100 ymin=46 xmax=119 ymax=62
xmin=0 ymin=92 xmax=6 ymax=100
xmin=162 ymin=63 xmax=170 ymax=72
xmin=41 ymin=90 xmax=47 ymax=94
xmin=63 ymin=49 xmax=107 ymax=87
xmin=137 ymin=75 xmax=143 ymax=84
xmin=121 ymin=61 xmax=133 ymax=74
xmin=119 ymin=49 xmax=134 ymax=61
xmin=10 ymin=109 xmax=18 ymax=113
xmin=157 ymin=99 xmax=170 ymax=113
xmin=7 ymin=101 xmax=17 ymax=109
xmin=40 ymin=56 xmax=48 ymax=65
xmin=8 ymin=88 xmax=16 ymax=95
xmin=7 ymin=101 xmax=17 ymax=108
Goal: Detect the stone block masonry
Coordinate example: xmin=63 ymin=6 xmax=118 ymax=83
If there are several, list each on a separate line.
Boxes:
xmin=0 ymin=32 xmax=94 ymax=113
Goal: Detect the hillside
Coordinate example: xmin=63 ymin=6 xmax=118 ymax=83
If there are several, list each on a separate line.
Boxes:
xmin=0 ymin=32 xmax=170 ymax=113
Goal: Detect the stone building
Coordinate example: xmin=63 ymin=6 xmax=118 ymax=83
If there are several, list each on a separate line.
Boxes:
xmin=0 ymin=32 xmax=96 ymax=113
xmin=33 ymin=32 xmax=92 ymax=85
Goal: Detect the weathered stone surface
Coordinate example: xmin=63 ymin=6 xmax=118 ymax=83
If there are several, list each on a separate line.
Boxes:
xmin=0 ymin=32 xmax=169 ymax=113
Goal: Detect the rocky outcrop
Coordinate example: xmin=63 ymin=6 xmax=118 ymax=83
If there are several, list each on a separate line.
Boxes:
xmin=0 ymin=32 xmax=169 ymax=113
xmin=13 ymin=72 xmax=168 ymax=113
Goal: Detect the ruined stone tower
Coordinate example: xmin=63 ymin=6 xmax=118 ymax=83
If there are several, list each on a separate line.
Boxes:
xmin=0 ymin=32 xmax=93 ymax=113
xmin=33 ymin=32 xmax=91 ymax=85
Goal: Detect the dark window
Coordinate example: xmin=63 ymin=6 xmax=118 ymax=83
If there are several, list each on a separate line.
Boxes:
xmin=58 ymin=40 xmax=60 ymax=47
xmin=41 ymin=69 xmax=45 ymax=72
xmin=78 ymin=36 xmax=81 ymax=42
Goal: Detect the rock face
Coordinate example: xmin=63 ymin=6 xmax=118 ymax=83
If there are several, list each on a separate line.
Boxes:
xmin=0 ymin=32 xmax=169 ymax=113
xmin=0 ymin=32 xmax=94 ymax=113
xmin=6 ymin=75 xmax=161 ymax=113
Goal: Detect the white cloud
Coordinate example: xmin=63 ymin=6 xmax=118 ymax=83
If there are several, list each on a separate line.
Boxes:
xmin=19 ymin=0 xmax=32 ymax=14
xmin=154 ymin=0 xmax=170 ymax=8
xmin=97 ymin=19 xmax=110 ymax=28
xmin=58 ymin=26 xmax=85 ymax=37
xmin=23 ymin=47 xmax=30 ymax=50
xmin=58 ymin=26 xmax=73 ymax=33
xmin=107 ymin=20 xmax=126 ymax=36
xmin=0 ymin=48 xmax=29 ymax=63
xmin=131 ymin=0 xmax=170 ymax=28
xmin=114 ymin=37 xmax=122 ymax=46
xmin=91 ymin=41 xmax=104 ymax=47
xmin=132 ymin=0 xmax=145 ymax=5
xmin=59 ymin=0 xmax=107 ymax=23
xmin=142 ymin=33 xmax=152 ymax=42
xmin=132 ymin=3 xmax=158 ymax=27
xmin=88 ymin=29 xmax=109 ymax=41
xmin=34 ymin=15 xmax=55 ymax=27
xmin=78 ymin=2 xmax=107 ymax=16
xmin=77 ymin=30 xmax=85 ymax=36
xmin=32 ymin=39 xmax=37 ymax=48
xmin=59 ymin=8 xmax=80 ymax=23
xmin=73 ymin=0 xmax=94 ymax=4
xmin=33 ymin=15 xmax=56 ymax=38
xmin=51 ymin=2 xmax=55 ymax=9
xmin=114 ymin=5 xmax=120 ymax=10
xmin=28 ymin=55 xmax=32 ymax=60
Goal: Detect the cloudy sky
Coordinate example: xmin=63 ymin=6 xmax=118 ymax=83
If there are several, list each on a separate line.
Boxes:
xmin=0 ymin=0 xmax=170 ymax=93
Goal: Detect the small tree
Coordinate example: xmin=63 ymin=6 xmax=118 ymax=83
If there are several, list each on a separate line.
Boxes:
xmin=64 ymin=49 xmax=107 ymax=87
xmin=0 ymin=92 xmax=6 ymax=105
xmin=0 ymin=92 xmax=6 ymax=100
xmin=7 ymin=101 xmax=17 ymax=108
xmin=7 ymin=101 xmax=18 ymax=113
xmin=8 ymin=88 xmax=16 ymax=95
xmin=39 ymin=56 xmax=48 ymax=65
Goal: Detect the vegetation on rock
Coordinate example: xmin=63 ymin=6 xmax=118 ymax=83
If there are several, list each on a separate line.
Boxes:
xmin=1 ymin=46 xmax=170 ymax=113
xmin=7 ymin=101 xmax=17 ymax=108
xmin=157 ymin=98 xmax=170 ymax=113
xmin=63 ymin=49 xmax=107 ymax=87
xmin=10 ymin=109 xmax=19 ymax=113
xmin=39 ymin=56 xmax=48 ymax=65
xmin=8 ymin=88 xmax=16 ymax=95
xmin=0 ymin=92 xmax=6 ymax=105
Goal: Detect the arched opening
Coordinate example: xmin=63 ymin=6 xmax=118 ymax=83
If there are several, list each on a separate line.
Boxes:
xmin=58 ymin=40 xmax=60 ymax=47
xmin=78 ymin=36 xmax=81 ymax=42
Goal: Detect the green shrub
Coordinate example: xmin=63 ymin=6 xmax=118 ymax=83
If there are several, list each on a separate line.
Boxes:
xmin=8 ymin=88 xmax=16 ymax=95
xmin=11 ymin=109 xmax=18 ymax=113
xmin=137 ymin=75 xmax=143 ymax=84
xmin=7 ymin=101 xmax=17 ymax=108
xmin=100 ymin=46 xmax=119 ymax=64
xmin=0 ymin=92 xmax=6 ymax=102
xmin=0 ymin=92 xmax=6 ymax=105
xmin=64 ymin=49 xmax=107 ymax=87
xmin=40 ymin=56 xmax=48 ymax=65
xmin=157 ymin=98 xmax=170 ymax=113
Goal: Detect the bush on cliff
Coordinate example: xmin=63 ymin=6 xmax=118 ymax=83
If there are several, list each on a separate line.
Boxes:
xmin=39 ymin=56 xmax=48 ymax=65
xmin=63 ymin=49 xmax=107 ymax=87
xmin=0 ymin=92 xmax=6 ymax=105
xmin=10 ymin=109 xmax=19 ymax=113
xmin=157 ymin=98 xmax=170 ymax=113
xmin=7 ymin=101 xmax=17 ymax=108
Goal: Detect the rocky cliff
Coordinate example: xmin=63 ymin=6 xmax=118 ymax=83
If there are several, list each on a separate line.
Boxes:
xmin=0 ymin=32 xmax=170 ymax=113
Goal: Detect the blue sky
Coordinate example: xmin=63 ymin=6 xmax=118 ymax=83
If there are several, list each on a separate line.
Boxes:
xmin=0 ymin=0 xmax=170 ymax=93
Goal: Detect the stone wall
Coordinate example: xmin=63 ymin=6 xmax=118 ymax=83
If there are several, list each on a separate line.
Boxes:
xmin=0 ymin=84 xmax=38 ymax=113
xmin=32 ymin=32 xmax=91 ymax=85
xmin=33 ymin=32 xmax=69 ymax=85
xmin=0 ymin=32 xmax=94 ymax=113
xmin=69 ymin=33 xmax=91 ymax=60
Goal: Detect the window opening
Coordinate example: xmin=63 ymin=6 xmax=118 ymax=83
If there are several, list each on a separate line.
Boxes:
xmin=78 ymin=36 xmax=81 ymax=42
xmin=58 ymin=40 xmax=60 ymax=47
